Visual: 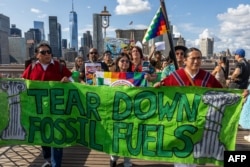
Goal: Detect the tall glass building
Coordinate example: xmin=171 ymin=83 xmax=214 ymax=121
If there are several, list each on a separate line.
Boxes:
xmin=49 ymin=16 xmax=61 ymax=57
xmin=69 ymin=0 xmax=78 ymax=51
xmin=0 ymin=14 xmax=10 ymax=64
xmin=34 ymin=21 xmax=45 ymax=41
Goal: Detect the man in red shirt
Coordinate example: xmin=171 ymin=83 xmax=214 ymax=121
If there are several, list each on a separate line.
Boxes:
xmin=22 ymin=42 xmax=72 ymax=167
xmin=155 ymin=47 xmax=222 ymax=88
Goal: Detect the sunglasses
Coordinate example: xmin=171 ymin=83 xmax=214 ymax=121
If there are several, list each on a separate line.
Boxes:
xmin=120 ymin=59 xmax=129 ymax=63
xmin=90 ymin=52 xmax=97 ymax=55
xmin=39 ymin=50 xmax=51 ymax=55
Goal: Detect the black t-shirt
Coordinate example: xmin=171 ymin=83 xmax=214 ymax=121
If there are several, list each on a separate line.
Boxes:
xmin=235 ymin=59 xmax=250 ymax=89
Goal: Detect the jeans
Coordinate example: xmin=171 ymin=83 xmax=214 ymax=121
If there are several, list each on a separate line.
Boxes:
xmin=42 ymin=146 xmax=63 ymax=167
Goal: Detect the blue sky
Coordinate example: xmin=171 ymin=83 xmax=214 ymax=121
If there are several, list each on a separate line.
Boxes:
xmin=1 ymin=0 xmax=250 ymax=58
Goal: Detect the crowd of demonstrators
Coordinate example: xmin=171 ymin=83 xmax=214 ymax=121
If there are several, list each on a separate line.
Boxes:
xmin=211 ymin=56 xmax=229 ymax=88
xmin=22 ymin=42 xmax=73 ymax=167
xmin=18 ymin=42 xmax=250 ymax=167
xmin=227 ymin=48 xmax=250 ymax=89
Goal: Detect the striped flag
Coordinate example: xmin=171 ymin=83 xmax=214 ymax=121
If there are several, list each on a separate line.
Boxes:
xmin=95 ymin=71 xmax=148 ymax=87
xmin=142 ymin=7 xmax=167 ymax=43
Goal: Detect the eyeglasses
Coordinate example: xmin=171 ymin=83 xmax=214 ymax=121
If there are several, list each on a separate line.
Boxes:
xmin=120 ymin=59 xmax=129 ymax=63
xmin=90 ymin=52 xmax=97 ymax=55
xmin=39 ymin=50 xmax=51 ymax=55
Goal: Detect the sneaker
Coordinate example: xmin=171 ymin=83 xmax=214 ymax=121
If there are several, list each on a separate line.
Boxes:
xmin=41 ymin=161 xmax=51 ymax=167
xmin=244 ymin=135 xmax=250 ymax=142
xmin=110 ymin=159 xmax=116 ymax=167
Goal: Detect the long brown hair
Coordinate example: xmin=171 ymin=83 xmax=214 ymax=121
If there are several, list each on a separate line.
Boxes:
xmin=114 ymin=53 xmax=132 ymax=72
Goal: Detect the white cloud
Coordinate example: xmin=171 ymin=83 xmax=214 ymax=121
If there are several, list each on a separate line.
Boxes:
xmin=183 ymin=4 xmax=250 ymax=58
xmin=216 ymin=4 xmax=250 ymax=57
xmin=30 ymin=8 xmax=41 ymax=14
xmin=115 ymin=0 xmax=151 ymax=15
xmin=199 ymin=29 xmax=214 ymax=39
xmin=172 ymin=25 xmax=181 ymax=38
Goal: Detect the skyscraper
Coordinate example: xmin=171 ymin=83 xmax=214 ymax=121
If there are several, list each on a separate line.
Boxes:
xmin=25 ymin=28 xmax=42 ymax=44
xmin=81 ymin=31 xmax=93 ymax=48
xmin=34 ymin=21 xmax=45 ymax=41
xmin=0 ymin=14 xmax=10 ymax=64
xmin=69 ymin=0 xmax=78 ymax=51
xmin=200 ymin=38 xmax=214 ymax=58
xmin=10 ymin=24 xmax=22 ymax=37
xmin=93 ymin=13 xmax=103 ymax=53
xmin=49 ymin=16 xmax=61 ymax=57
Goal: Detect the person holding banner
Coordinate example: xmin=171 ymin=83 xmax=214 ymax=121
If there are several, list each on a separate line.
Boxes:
xmin=110 ymin=52 xmax=133 ymax=167
xmin=22 ymin=42 xmax=72 ymax=167
xmin=154 ymin=47 xmax=222 ymax=167
xmin=81 ymin=48 xmax=110 ymax=85
xmin=130 ymin=45 xmax=157 ymax=83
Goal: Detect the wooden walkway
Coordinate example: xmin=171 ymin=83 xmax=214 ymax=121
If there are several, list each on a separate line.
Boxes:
xmin=1 ymin=129 xmax=250 ymax=167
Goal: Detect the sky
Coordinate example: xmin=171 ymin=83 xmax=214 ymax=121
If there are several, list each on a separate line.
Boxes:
xmin=1 ymin=0 xmax=250 ymax=58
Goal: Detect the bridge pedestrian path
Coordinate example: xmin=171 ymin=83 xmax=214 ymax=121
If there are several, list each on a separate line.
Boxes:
xmin=0 ymin=128 xmax=249 ymax=167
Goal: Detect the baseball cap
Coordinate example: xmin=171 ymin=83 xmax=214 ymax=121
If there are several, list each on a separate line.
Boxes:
xmin=235 ymin=49 xmax=245 ymax=57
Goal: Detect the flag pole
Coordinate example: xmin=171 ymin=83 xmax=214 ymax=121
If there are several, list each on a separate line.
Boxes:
xmin=160 ymin=0 xmax=178 ymax=70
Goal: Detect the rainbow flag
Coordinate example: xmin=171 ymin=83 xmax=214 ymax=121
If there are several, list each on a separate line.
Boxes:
xmin=95 ymin=71 xmax=148 ymax=87
xmin=142 ymin=7 xmax=167 ymax=43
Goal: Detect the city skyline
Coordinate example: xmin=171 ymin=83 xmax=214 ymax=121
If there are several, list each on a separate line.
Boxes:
xmin=1 ymin=0 xmax=250 ymax=58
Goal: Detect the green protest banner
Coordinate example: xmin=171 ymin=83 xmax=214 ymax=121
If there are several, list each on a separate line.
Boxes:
xmin=0 ymin=79 xmax=243 ymax=166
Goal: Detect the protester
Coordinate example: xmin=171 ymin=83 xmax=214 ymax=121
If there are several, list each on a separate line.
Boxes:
xmin=130 ymin=45 xmax=156 ymax=83
xmin=59 ymin=59 xmax=67 ymax=67
xmin=22 ymin=42 xmax=72 ymax=167
xmin=71 ymin=56 xmax=84 ymax=83
xmin=101 ymin=50 xmax=116 ymax=72
xmin=211 ymin=56 xmax=229 ymax=88
xmin=154 ymin=47 xmax=222 ymax=167
xmin=110 ymin=53 xmax=132 ymax=167
xmin=71 ymin=56 xmax=84 ymax=72
xmin=160 ymin=45 xmax=187 ymax=80
xmin=149 ymin=45 xmax=162 ymax=72
xmin=81 ymin=48 xmax=109 ymax=84
xmin=227 ymin=48 xmax=250 ymax=89
xmin=161 ymin=56 xmax=174 ymax=80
